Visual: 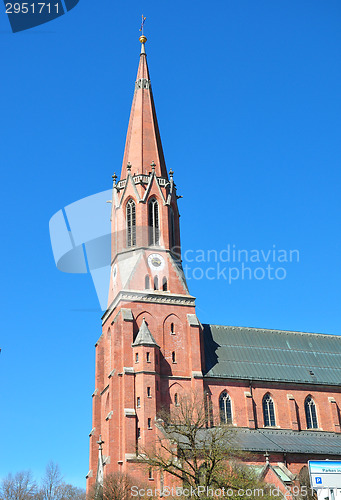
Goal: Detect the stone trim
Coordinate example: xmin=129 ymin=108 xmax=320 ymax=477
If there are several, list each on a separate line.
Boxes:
xmin=124 ymin=408 xmax=136 ymax=417
xmin=187 ymin=314 xmax=200 ymax=326
xmin=134 ymin=370 xmax=157 ymax=376
xmin=108 ymin=369 xmax=116 ymax=379
xmin=86 ymin=470 xmax=93 ymax=479
xmin=135 ymin=78 xmax=151 ymax=90
xmin=121 ymin=308 xmax=134 ymax=322
xmin=106 ymin=411 xmax=113 ymax=421
xmin=101 ymin=385 xmax=109 ymax=395
xmin=123 ymin=367 xmax=134 ymax=375
xmin=103 ymin=290 xmax=196 ymax=325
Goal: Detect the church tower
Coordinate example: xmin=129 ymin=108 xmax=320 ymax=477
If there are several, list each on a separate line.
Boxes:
xmin=87 ymin=36 xmax=205 ymax=487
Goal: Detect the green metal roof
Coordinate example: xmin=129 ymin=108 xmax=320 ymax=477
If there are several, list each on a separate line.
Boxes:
xmin=203 ymin=324 xmax=341 ymax=385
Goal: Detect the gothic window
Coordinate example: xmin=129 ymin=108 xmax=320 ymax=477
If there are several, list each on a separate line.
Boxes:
xmin=126 ymin=199 xmax=136 ymax=247
xmin=137 ymin=397 xmax=141 ymax=408
xmin=263 ymin=394 xmax=276 ymax=427
xmin=172 ymin=351 xmax=176 ymax=363
xmin=147 ymin=387 xmax=151 ymax=397
xmin=174 ymin=393 xmax=179 ymax=406
xmin=169 ymin=206 xmax=175 ymax=250
xmin=170 ymin=322 xmax=175 ymax=335
xmin=219 ymin=391 xmax=232 ymax=424
xmin=305 ymin=396 xmax=318 ymax=429
xmin=148 ymin=418 xmax=152 ymax=429
xmin=146 ymin=352 xmax=150 ymax=363
xmin=145 ymin=275 xmax=150 ymax=289
xmin=148 ymin=198 xmax=160 ymax=245
xmin=154 ymin=276 xmax=158 ymax=290
xmin=162 ymin=277 xmax=168 ymax=291
xmin=135 ymin=353 xmax=139 ymax=363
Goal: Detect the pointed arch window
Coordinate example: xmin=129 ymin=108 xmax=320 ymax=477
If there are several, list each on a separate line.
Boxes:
xmin=145 ymin=275 xmax=150 ymax=289
xmin=162 ymin=277 xmax=168 ymax=291
xmin=263 ymin=394 xmax=276 ymax=427
xmin=148 ymin=198 xmax=160 ymax=246
xmin=219 ymin=391 xmax=232 ymax=424
xmin=126 ymin=199 xmax=136 ymax=247
xmin=305 ymin=396 xmax=318 ymax=429
xmin=153 ymin=276 xmax=158 ymax=290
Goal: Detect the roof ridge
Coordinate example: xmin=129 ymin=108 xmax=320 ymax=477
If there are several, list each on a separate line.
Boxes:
xmin=203 ymin=323 xmax=341 ymax=339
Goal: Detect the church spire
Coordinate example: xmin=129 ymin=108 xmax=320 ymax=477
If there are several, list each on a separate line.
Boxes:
xmin=120 ymin=36 xmax=168 ymax=180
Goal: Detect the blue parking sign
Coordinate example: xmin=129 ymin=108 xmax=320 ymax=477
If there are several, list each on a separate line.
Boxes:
xmin=315 ymin=477 xmax=322 ymax=485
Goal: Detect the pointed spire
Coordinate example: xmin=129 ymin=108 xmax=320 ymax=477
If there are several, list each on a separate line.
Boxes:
xmin=120 ymin=37 xmax=168 ymax=180
xmin=132 ymin=318 xmax=160 ymax=347
xmin=95 ymin=435 xmax=105 ymax=490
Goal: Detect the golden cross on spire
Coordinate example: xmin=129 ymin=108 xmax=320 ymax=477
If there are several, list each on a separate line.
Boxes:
xmin=139 ymin=14 xmax=146 ymax=36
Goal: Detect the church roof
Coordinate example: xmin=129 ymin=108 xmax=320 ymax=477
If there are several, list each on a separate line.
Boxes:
xmin=132 ymin=318 xmax=159 ymax=348
xmin=164 ymin=426 xmax=341 ymax=456
xmin=232 ymin=428 xmax=341 ymax=455
xmin=203 ymin=324 xmax=341 ymax=386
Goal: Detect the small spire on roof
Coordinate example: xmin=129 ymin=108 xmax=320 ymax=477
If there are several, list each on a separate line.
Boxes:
xmin=97 ymin=435 xmax=104 ymax=450
xmin=132 ymin=318 xmax=160 ymax=348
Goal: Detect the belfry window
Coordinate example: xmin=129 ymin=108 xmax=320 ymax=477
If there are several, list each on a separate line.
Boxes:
xmin=219 ymin=391 xmax=232 ymax=424
xmin=169 ymin=206 xmax=175 ymax=250
xmin=145 ymin=275 xmax=150 ymax=289
xmin=148 ymin=198 xmax=160 ymax=245
xmin=126 ymin=199 xmax=136 ymax=247
xmin=263 ymin=394 xmax=276 ymax=427
xmin=162 ymin=277 xmax=168 ymax=291
xmin=154 ymin=276 xmax=158 ymax=290
xmin=305 ymin=396 xmax=318 ymax=429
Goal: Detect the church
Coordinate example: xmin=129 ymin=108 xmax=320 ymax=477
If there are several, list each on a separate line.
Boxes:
xmin=86 ymin=35 xmax=341 ymax=495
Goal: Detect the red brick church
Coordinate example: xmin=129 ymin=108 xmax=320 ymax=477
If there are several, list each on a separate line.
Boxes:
xmin=86 ymin=36 xmax=341 ymax=494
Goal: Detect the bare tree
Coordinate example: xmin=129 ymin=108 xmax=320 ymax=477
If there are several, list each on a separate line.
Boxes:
xmin=139 ymin=391 xmax=272 ymax=497
xmin=35 ymin=461 xmax=85 ymax=500
xmin=0 ymin=471 xmax=38 ymax=500
xmin=139 ymin=392 xmax=236 ymax=487
xmin=55 ymin=483 xmax=85 ymax=500
xmin=87 ymin=472 xmax=147 ymax=500
xmin=38 ymin=462 xmax=63 ymax=500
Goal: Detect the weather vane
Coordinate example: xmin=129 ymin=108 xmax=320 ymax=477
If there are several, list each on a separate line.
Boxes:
xmin=139 ymin=15 xmax=146 ymax=36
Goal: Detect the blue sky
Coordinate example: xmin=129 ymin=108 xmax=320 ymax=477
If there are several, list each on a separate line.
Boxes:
xmin=0 ymin=0 xmax=340 ymax=489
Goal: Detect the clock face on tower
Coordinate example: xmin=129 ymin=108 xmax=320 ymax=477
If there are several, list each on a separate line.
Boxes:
xmin=147 ymin=253 xmax=165 ymax=271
